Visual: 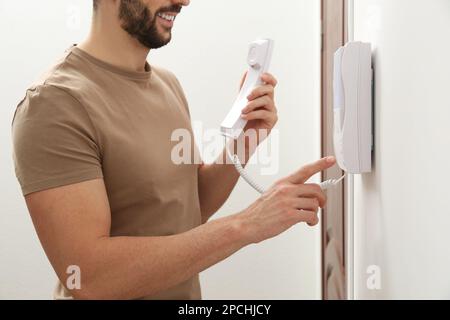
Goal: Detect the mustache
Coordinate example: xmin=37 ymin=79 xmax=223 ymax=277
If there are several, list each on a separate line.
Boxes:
xmin=157 ymin=5 xmax=182 ymax=14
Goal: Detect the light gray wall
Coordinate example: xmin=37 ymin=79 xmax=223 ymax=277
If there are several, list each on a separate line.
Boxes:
xmin=0 ymin=0 xmax=93 ymax=300
xmin=351 ymin=0 xmax=450 ymax=299
xmin=0 ymin=0 xmax=322 ymax=299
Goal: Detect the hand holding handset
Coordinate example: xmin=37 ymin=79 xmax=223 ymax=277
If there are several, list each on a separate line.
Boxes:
xmin=221 ymin=39 xmax=274 ymax=139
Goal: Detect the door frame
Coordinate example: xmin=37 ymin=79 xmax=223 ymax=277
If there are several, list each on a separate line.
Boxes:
xmin=320 ymin=0 xmax=349 ymax=300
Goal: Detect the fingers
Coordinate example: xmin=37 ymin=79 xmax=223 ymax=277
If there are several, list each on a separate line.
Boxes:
xmin=242 ymin=96 xmax=275 ymax=114
xmin=247 ymin=84 xmax=275 ymax=101
xmin=242 ymin=72 xmax=277 ymax=99
xmin=293 ymin=210 xmax=319 ymax=226
xmin=278 ymin=184 xmax=327 ymax=208
xmin=305 ymin=211 xmax=320 ymax=226
xmin=296 ymin=184 xmax=327 ymax=208
xmin=261 ymin=73 xmax=278 ymax=87
xmin=290 ymin=198 xmax=320 ymax=213
xmin=286 ymin=157 xmax=336 ymax=185
xmin=241 ymin=109 xmax=277 ymax=124
xmin=295 ymin=198 xmax=319 ymax=227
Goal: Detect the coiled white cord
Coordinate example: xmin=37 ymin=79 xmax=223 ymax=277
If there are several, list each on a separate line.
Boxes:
xmin=319 ymin=174 xmax=346 ymax=191
xmin=223 ymin=135 xmax=345 ymax=193
xmin=225 ymin=136 xmax=266 ymax=194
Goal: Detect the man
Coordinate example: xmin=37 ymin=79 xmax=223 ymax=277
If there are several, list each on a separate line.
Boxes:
xmin=12 ymin=0 xmax=335 ymax=300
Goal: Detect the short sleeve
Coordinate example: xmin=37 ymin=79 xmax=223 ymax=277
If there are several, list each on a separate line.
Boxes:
xmin=12 ymin=85 xmax=103 ymax=196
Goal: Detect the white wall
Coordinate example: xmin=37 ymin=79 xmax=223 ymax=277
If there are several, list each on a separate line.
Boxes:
xmin=351 ymin=0 xmax=450 ymax=299
xmin=0 ymin=0 xmax=321 ymax=299
xmin=0 ymin=0 xmax=93 ymax=300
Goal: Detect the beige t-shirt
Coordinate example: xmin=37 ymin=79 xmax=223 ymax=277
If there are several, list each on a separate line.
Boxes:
xmin=12 ymin=46 xmax=203 ymax=300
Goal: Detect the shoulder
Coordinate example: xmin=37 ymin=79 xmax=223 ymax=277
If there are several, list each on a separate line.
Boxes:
xmin=20 ymin=48 xmax=100 ymax=112
xmin=13 ymin=84 xmax=88 ymax=126
xmin=12 ymin=83 xmax=97 ymax=152
xmin=14 ymin=49 xmax=100 ymax=125
xmin=151 ymin=65 xmax=177 ymax=81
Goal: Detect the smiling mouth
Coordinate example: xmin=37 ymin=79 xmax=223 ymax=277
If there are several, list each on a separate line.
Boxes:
xmin=157 ymin=12 xmax=176 ymax=22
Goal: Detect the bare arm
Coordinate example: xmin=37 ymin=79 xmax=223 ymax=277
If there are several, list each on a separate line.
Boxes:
xmin=26 ymin=158 xmax=335 ymax=300
xmin=197 ymin=135 xmax=256 ymax=222
xmin=27 ymin=179 xmax=247 ymax=300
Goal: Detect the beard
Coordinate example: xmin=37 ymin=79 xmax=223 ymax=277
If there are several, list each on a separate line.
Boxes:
xmin=119 ymin=0 xmax=181 ymax=49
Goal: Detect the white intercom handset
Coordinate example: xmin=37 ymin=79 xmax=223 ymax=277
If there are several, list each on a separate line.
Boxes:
xmin=221 ymin=39 xmax=274 ymax=139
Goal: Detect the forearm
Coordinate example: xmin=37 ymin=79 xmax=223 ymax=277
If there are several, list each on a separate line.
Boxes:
xmin=69 ymin=213 xmax=249 ymax=300
xmin=198 ymin=136 xmax=257 ymax=222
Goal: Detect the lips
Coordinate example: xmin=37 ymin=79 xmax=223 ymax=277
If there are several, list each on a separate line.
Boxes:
xmin=157 ymin=12 xmax=176 ymax=22
xmin=156 ymin=12 xmax=177 ymax=28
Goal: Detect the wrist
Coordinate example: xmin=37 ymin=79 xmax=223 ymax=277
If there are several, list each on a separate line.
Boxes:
xmin=229 ymin=211 xmax=255 ymax=247
xmin=232 ymin=209 xmax=257 ymax=247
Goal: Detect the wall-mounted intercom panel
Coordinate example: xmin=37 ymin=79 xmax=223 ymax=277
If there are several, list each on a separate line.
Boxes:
xmin=333 ymin=41 xmax=373 ymax=174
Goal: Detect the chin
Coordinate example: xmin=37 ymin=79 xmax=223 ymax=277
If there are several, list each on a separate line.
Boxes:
xmin=145 ymin=36 xmax=172 ymax=49
xmin=158 ymin=32 xmax=172 ymax=45
xmin=157 ymin=25 xmax=172 ymax=36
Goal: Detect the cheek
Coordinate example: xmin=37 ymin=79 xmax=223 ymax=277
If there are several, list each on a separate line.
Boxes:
xmin=143 ymin=0 xmax=159 ymax=13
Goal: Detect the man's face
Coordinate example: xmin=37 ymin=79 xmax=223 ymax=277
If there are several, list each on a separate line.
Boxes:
xmin=119 ymin=0 xmax=187 ymax=49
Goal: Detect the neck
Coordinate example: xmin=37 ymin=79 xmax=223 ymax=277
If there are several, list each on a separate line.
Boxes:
xmin=78 ymin=12 xmax=150 ymax=72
